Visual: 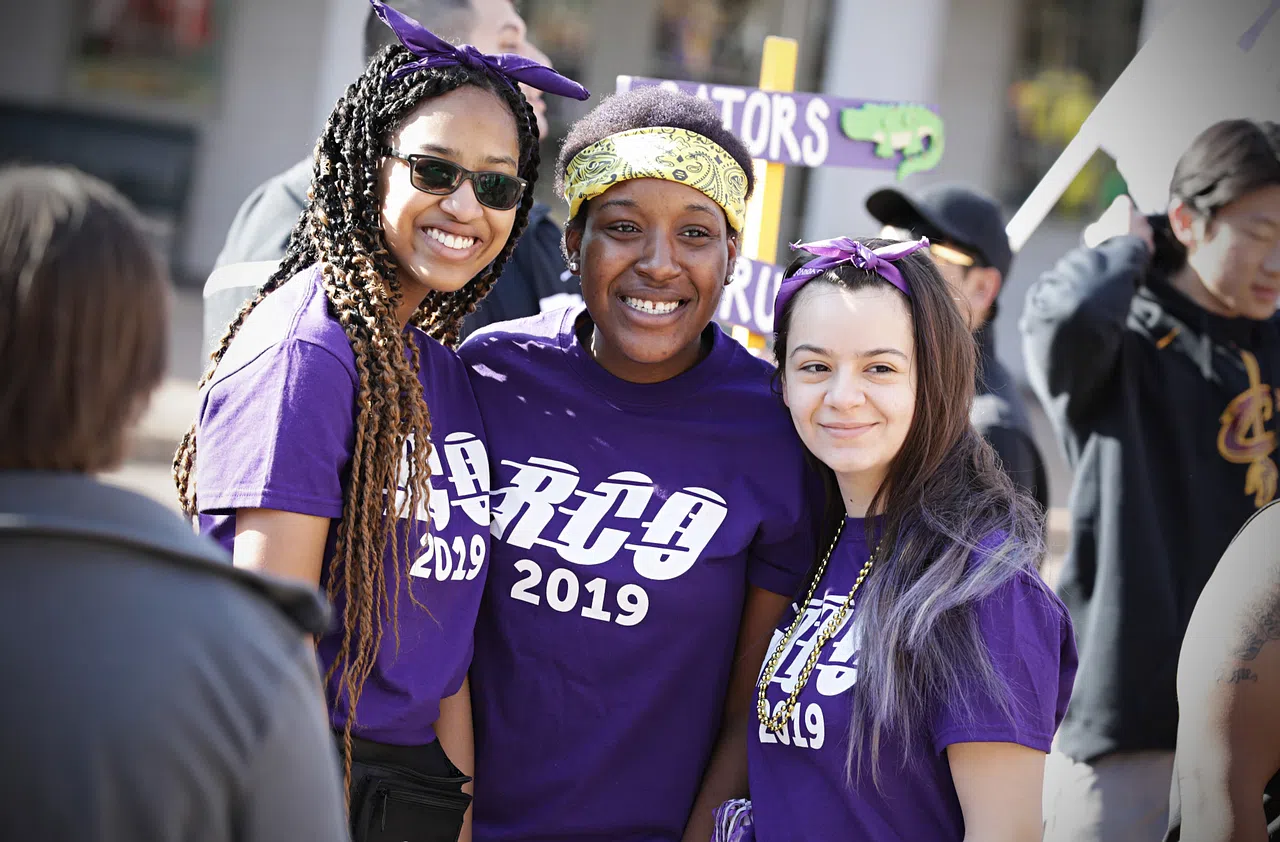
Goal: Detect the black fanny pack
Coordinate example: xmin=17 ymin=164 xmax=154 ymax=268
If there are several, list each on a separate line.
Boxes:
xmin=345 ymin=736 xmax=473 ymax=842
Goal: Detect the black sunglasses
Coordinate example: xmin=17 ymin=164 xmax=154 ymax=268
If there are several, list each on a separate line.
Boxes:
xmin=384 ymin=148 xmax=527 ymax=211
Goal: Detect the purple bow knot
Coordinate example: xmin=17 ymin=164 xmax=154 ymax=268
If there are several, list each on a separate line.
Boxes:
xmin=370 ymin=0 xmax=590 ymax=101
xmin=773 ymin=236 xmax=930 ymax=318
xmin=451 ymin=44 xmax=489 ymax=74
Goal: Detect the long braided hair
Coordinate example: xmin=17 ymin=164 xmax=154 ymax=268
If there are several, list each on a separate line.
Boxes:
xmin=173 ymin=44 xmax=539 ymax=778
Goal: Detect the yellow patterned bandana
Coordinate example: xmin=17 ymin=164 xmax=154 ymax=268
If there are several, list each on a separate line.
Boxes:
xmin=563 ymin=127 xmax=749 ymax=231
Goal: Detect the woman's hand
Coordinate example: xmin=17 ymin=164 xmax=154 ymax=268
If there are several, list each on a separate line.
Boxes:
xmin=948 ymin=741 xmax=1046 ymax=841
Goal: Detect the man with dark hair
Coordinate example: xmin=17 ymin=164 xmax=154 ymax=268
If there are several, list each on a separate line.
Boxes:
xmin=0 ymin=164 xmax=347 ymax=842
xmin=1023 ymin=119 xmax=1280 ymax=842
xmin=205 ymin=0 xmax=578 ymax=352
xmin=868 ymin=183 xmax=1049 ymax=516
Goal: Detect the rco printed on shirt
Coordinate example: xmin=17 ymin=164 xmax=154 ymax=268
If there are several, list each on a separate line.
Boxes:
xmin=489 ymin=456 xmax=731 ymax=627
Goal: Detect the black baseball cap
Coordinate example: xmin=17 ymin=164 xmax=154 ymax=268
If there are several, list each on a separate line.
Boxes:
xmin=865 ymin=183 xmax=1013 ymax=279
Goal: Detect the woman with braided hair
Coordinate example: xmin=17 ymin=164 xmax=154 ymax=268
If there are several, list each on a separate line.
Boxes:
xmin=174 ymin=4 xmax=586 ymax=840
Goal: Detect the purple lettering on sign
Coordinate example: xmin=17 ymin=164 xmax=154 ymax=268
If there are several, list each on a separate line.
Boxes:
xmin=616 ymin=76 xmax=945 ymax=179
xmin=718 ymin=256 xmax=786 ymax=336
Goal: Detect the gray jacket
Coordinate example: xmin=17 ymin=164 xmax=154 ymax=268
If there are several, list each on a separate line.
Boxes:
xmin=0 ymin=472 xmax=347 ymax=842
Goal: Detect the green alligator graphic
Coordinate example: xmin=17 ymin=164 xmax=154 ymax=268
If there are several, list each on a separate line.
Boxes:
xmin=839 ymin=103 xmax=945 ymax=180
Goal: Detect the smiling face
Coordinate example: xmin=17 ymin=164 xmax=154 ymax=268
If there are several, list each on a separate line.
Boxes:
xmin=378 ymin=84 xmax=521 ymax=313
xmin=782 ymin=282 xmax=918 ymax=510
xmin=565 ymin=177 xmax=737 ymax=383
xmin=1176 ymin=184 xmax=1280 ymax=320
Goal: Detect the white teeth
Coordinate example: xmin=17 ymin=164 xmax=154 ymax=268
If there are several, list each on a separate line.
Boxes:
xmin=425 ymin=228 xmax=476 ymax=251
xmin=622 ymin=296 xmax=681 ymax=315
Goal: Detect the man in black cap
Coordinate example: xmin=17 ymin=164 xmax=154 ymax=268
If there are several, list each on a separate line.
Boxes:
xmin=868 ymin=183 xmax=1049 ymax=517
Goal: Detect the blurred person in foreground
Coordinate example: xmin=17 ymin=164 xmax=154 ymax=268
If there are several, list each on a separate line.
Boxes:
xmin=0 ymin=164 xmax=346 ymax=842
xmin=1023 ymin=119 xmax=1280 ymax=842
xmin=1166 ymin=500 xmax=1280 ymax=841
xmin=204 ymin=0 xmax=578 ymax=353
xmin=869 ymin=183 xmax=1049 ymax=519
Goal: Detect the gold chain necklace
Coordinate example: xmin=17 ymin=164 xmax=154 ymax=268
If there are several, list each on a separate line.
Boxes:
xmin=756 ymin=518 xmax=879 ymax=734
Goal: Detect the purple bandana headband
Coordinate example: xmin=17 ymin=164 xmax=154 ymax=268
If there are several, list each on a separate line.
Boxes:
xmin=773 ymin=236 xmax=931 ymax=318
xmin=369 ymin=0 xmax=590 ymax=101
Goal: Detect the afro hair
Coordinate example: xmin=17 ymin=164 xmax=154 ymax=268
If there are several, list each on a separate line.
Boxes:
xmin=556 ymin=86 xmax=756 ymax=227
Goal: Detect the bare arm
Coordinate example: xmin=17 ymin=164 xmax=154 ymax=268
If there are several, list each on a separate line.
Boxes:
xmin=948 ymin=741 xmax=1046 ymax=841
xmin=681 ymin=586 xmax=791 ymax=842
xmin=1174 ymin=504 xmax=1280 ymax=842
xmin=435 ymin=677 xmax=475 ymax=842
xmin=233 ymin=508 xmax=331 ymax=587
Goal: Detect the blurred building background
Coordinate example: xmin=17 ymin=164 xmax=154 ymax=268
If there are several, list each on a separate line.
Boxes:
xmin=0 ymin=0 xmax=1173 ymax=278
xmin=0 ymin=0 xmax=1183 ymax=532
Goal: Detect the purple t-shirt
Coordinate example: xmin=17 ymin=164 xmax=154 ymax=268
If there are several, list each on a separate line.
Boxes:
xmin=748 ymin=517 xmax=1077 ymax=841
xmin=195 ymin=265 xmax=491 ymax=745
xmin=458 ymin=307 xmax=820 ymax=842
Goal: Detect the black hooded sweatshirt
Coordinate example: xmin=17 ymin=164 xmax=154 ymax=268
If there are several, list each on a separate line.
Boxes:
xmin=1021 ymin=231 xmax=1280 ymax=762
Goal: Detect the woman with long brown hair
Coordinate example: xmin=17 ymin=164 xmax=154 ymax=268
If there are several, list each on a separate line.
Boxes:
xmin=174 ymin=4 xmax=585 ymax=840
xmin=736 ymin=236 xmax=1077 ymax=841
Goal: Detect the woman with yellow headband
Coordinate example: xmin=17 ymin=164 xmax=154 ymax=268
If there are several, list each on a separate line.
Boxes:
xmin=458 ymin=87 xmax=819 ymax=841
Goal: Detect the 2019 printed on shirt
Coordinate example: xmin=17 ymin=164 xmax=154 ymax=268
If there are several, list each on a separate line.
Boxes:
xmin=396 ymin=431 xmax=491 ymax=584
xmin=759 ymin=591 xmax=864 ymax=752
xmin=485 ymin=454 xmax=732 ymax=628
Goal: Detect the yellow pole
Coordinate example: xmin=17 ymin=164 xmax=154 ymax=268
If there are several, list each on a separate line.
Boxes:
xmin=733 ymin=36 xmax=798 ymax=352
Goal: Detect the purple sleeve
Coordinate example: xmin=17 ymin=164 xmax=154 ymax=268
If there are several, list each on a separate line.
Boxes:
xmin=931 ymin=569 xmax=1078 ymax=754
xmin=746 ymin=461 xmax=824 ymax=597
xmin=196 ymin=338 xmax=357 ymax=519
